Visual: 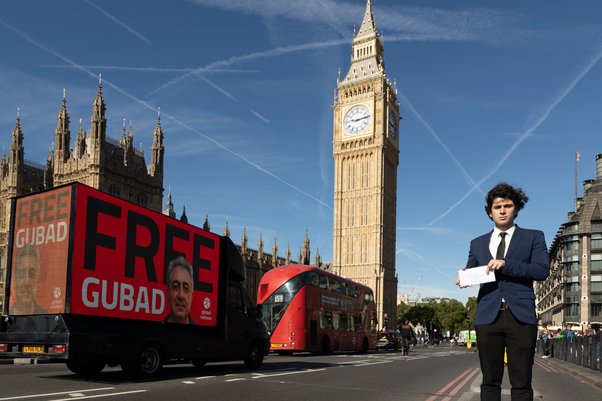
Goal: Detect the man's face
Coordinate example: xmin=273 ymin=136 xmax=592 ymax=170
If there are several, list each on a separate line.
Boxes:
xmin=488 ymin=197 xmax=517 ymax=230
xmin=14 ymin=254 xmax=39 ymax=311
xmin=167 ymin=265 xmax=193 ymax=323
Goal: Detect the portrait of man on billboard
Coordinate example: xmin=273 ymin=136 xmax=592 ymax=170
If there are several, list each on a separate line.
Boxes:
xmin=10 ymin=244 xmax=48 ymax=315
xmin=163 ymin=256 xmax=195 ymax=324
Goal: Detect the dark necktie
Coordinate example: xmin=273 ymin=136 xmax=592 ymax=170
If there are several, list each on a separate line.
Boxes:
xmin=496 ymin=232 xmax=507 ymax=260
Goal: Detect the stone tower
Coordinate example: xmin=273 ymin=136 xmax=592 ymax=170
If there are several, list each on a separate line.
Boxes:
xmin=332 ymin=0 xmax=399 ymax=329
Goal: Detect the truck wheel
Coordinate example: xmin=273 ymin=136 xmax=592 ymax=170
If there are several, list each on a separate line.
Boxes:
xmin=66 ymin=354 xmax=106 ymax=376
xmin=244 ymin=342 xmax=264 ymax=369
xmin=191 ymin=359 xmax=206 ymax=368
xmin=122 ymin=345 xmax=163 ymax=378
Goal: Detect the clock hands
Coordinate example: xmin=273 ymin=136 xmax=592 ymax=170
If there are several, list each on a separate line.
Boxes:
xmin=350 ymin=115 xmax=369 ymax=122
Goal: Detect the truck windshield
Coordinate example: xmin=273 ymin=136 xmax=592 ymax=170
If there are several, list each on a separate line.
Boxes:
xmin=260 ymin=271 xmax=316 ymax=333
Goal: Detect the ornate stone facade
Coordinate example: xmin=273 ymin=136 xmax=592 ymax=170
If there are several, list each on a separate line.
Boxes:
xmin=332 ymin=0 xmax=399 ymax=329
xmin=0 ymin=79 xmax=164 ymax=310
xmin=0 ymin=77 xmax=319 ymax=311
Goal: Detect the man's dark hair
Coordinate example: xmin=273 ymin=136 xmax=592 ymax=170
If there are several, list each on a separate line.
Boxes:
xmin=484 ymin=182 xmax=529 ymax=219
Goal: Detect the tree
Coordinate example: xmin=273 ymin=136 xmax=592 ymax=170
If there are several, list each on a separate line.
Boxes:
xmin=396 ymin=302 xmax=411 ymax=327
xmin=433 ymin=299 xmax=466 ymax=335
xmin=465 ymin=297 xmax=477 ymax=331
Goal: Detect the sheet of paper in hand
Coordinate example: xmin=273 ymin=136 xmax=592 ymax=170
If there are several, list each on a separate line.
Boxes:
xmin=458 ymin=265 xmax=496 ymax=287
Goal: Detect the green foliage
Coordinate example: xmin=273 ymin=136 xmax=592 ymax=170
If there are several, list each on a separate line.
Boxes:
xmin=397 ymin=297 xmax=478 ymax=336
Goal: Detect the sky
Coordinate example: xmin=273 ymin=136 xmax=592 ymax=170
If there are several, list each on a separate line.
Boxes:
xmin=2 ymin=0 xmax=602 ymax=304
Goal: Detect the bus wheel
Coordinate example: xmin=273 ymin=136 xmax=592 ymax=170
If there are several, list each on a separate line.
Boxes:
xmin=321 ymin=336 xmax=332 ymax=355
xmin=359 ymin=338 xmax=369 ymax=354
xmin=66 ymin=353 xmax=106 ymax=376
xmin=122 ymin=344 xmax=163 ymax=378
xmin=244 ymin=342 xmax=264 ymax=369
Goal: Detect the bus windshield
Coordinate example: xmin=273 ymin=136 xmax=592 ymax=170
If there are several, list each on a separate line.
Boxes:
xmin=261 ymin=271 xmax=316 ymax=332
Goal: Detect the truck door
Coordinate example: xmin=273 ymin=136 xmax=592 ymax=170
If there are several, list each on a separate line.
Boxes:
xmin=226 ymin=283 xmax=251 ymax=358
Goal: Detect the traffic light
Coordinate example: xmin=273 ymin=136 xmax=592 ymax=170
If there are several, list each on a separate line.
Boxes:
xmin=466 ymin=313 xmax=471 ymax=324
xmin=383 ymin=313 xmax=389 ymax=328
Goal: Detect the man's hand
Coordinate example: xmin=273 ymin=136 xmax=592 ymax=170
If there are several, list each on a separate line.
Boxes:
xmin=487 ymin=259 xmax=505 ymax=273
xmin=456 ymin=271 xmax=469 ymax=288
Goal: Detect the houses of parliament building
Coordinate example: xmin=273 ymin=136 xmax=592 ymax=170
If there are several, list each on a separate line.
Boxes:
xmin=0 ymin=79 xmax=315 ymax=310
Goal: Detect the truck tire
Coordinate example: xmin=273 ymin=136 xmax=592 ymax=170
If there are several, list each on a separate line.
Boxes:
xmin=66 ymin=354 xmax=106 ymax=376
xmin=191 ymin=359 xmax=206 ymax=368
xmin=244 ymin=342 xmax=264 ymax=369
xmin=122 ymin=344 xmax=163 ymax=378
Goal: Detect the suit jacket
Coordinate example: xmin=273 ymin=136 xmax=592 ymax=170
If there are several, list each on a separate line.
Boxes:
xmin=466 ymin=225 xmax=549 ymax=326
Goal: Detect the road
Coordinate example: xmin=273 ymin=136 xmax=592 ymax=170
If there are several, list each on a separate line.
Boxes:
xmin=0 ymin=346 xmax=600 ymax=401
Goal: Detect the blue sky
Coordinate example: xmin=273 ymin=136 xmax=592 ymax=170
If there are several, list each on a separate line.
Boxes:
xmin=2 ymin=0 xmax=602 ymax=304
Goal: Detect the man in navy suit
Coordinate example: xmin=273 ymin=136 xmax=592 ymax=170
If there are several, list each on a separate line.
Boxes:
xmin=457 ymin=182 xmax=549 ymax=401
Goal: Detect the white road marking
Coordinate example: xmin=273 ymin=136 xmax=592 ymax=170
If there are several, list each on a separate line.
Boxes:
xmin=251 ymin=368 xmax=327 ymax=378
xmin=50 ymin=390 xmax=146 ymax=401
xmin=0 ymin=388 xmax=116 ymax=401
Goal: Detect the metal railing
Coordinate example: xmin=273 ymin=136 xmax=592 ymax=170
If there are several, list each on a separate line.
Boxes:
xmin=538 ymin=333 xmax=602 ymax=372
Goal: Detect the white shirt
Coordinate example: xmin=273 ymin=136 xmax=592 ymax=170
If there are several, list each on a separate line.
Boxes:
xmin=489 ymin=225 xmax=516 ymax=260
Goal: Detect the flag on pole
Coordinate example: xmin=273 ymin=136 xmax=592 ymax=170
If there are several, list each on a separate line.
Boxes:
xmin=576 ymin=151 xmax=581 ymax=162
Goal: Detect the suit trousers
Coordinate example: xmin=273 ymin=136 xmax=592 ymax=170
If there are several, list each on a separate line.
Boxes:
xmin=475 ymin=309 xmax=538 ymax=401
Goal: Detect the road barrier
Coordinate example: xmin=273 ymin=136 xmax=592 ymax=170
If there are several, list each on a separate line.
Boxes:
xmin=538 ymin=332 xmax=601 ymax=373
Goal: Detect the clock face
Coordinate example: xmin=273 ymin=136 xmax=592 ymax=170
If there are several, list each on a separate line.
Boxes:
xmin=388 ymin=109 xmax=398 ymax=140
xmin=343 ymin=105 xmax=371 ymax=135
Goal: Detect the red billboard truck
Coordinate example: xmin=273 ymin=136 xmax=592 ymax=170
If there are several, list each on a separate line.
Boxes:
xmin=0 ymin=183 xmax=270 ymax=377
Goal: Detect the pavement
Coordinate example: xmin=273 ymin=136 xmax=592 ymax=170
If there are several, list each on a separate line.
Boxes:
xmin=460 ymin=355 xmax=602 ymax=401
xmin=542 ymin=356 xmax=602 ymax=390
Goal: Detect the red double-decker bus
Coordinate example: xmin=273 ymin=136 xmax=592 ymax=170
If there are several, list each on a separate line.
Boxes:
xmin=257 ymin=264 xmax=378 ymax=354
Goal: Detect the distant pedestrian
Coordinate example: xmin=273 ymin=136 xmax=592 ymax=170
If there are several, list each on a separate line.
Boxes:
xmin=540 ymin=327 xmax=550 ymax=358
xmin=584 ymin=324 xmax=596 ymax=337
xmin=561 ymin=323 xmax=575 ymax=341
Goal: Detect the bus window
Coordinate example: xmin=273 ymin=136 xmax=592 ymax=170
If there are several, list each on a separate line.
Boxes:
xmin=300 ymin=271 xmax=319 ymax=287
xmin=332 ymin=280 xmax=342 ymax=294
xmin=319 ymin=275 xmax=329 ymax=290
xmin=354 ymin=315 xmax=362 ymax=331
xmin=321 ymin=311 xmax=333 ymax=329
xmin=340 ymin=315 xmax=350 ymax=331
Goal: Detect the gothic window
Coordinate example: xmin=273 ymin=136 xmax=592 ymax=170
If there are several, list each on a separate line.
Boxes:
xmin=361 ymin=158 xmax=369 ymax=188
xmin=361 ymin=198 xmax=368 ymax=226
xmin=136 ymin=193 xmax=147 ymax=208
xmin=108 ymin=184 xmax=120 ymax=198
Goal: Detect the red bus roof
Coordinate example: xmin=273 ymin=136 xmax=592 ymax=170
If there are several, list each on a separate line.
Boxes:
xmin=257 ymin=264 xmax=372 ymax=304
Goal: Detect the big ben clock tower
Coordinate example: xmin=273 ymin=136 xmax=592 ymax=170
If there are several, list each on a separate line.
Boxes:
xmin=332 ymin=0 xmax=399 ymax=330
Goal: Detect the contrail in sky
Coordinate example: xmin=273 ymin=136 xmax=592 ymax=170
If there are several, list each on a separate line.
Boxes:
xmin=147 ymin=39 xmax=349 ymax=96
xmin=396 ymin=89 xmax=485 ymax=197
xmin=0 ymin=18 xmax=331 ymax=211
xmin=41 ymin=64 xmax=259 ymax=74
xmin=84 ymin=0 xmax=152 ymax=45
xmin=427 ymin=43 xmax=602 ymax=227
